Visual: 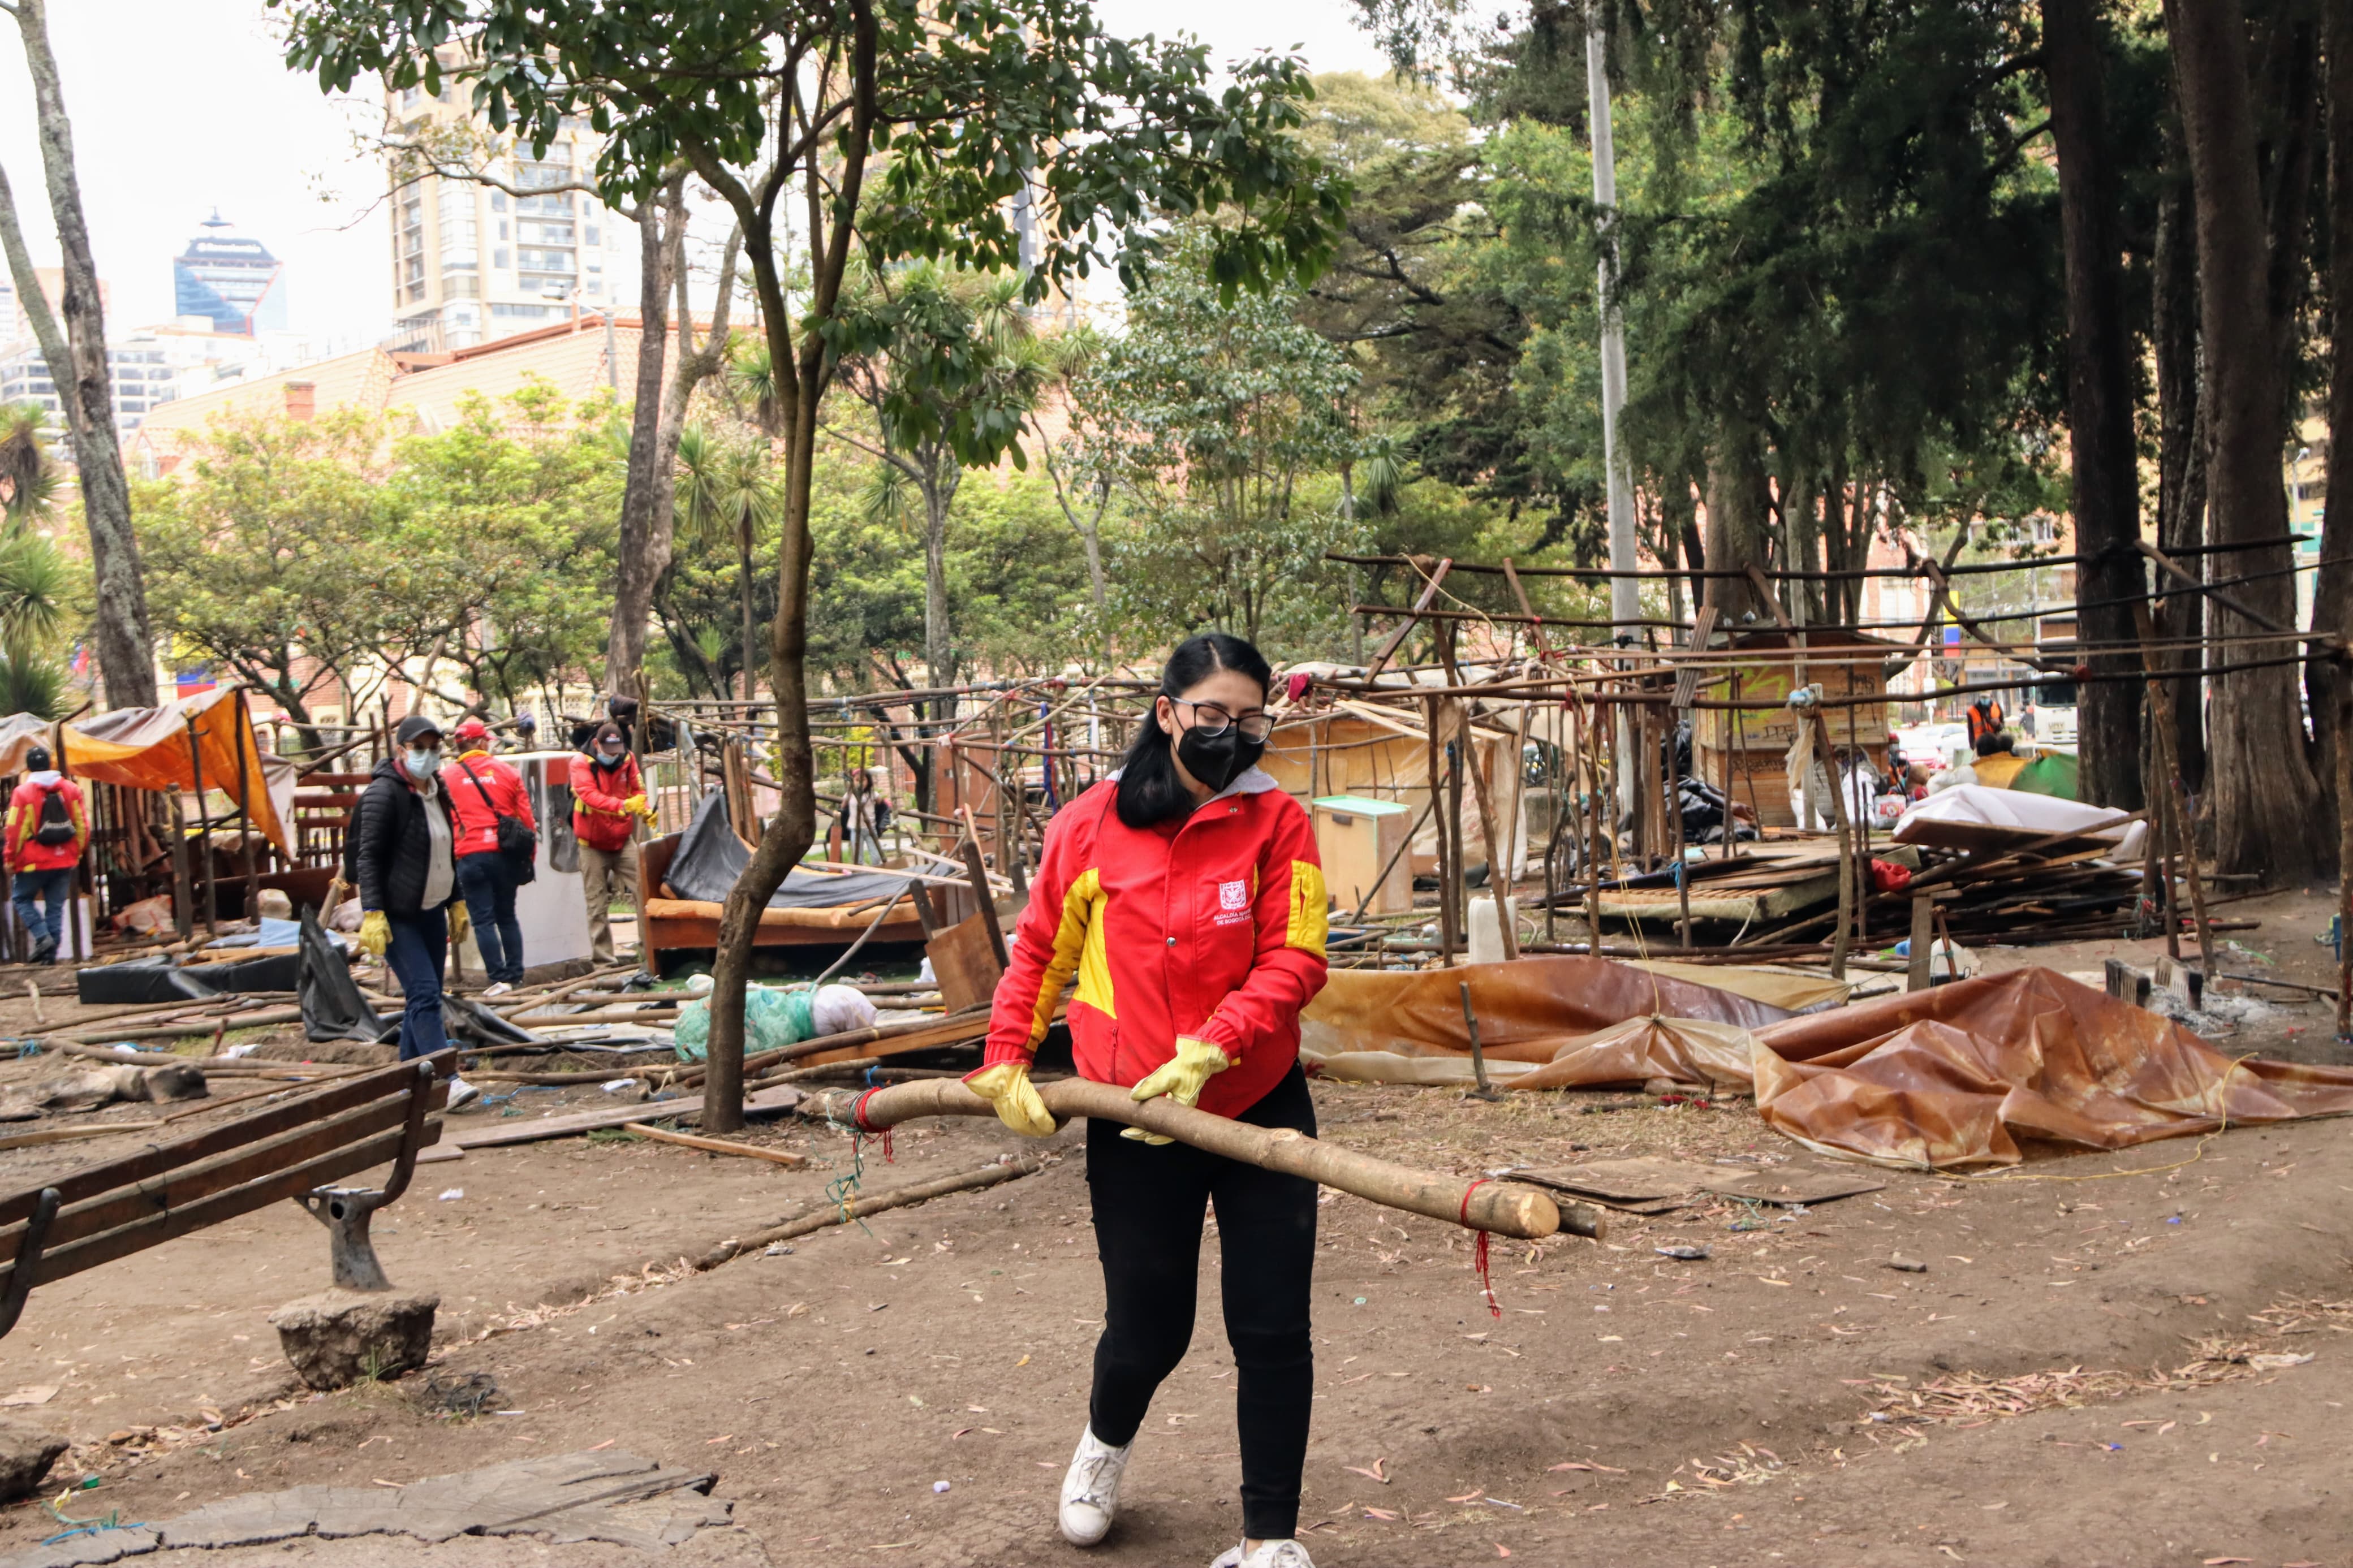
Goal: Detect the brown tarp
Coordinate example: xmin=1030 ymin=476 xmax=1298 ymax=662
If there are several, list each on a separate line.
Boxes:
xmin=1299 ymin=957 xmax=1790 ymax=1090
xmin=1752 ymin=967 xmax=2353 ymax=1168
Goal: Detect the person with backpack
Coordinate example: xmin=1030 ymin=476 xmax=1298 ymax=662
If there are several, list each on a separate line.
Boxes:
xmin=446 ymin=717 xmax=538 ymax=997
xmin=572 ymin=720 xmax=650 ymax=965
xmin=5 ymin=746 xmax=85 ymax=963
xmin=349 ymin=715 xmax=479 ymax=1106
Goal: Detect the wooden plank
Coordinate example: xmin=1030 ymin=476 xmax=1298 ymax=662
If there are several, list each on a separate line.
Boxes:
xmin=448 ymin=1083 xmax=804 ymax=1150
xmin=927 ymin=912 xmax=1005 ymax=1014
xmin=0 ymin=1061 xmax=428 ymax=1232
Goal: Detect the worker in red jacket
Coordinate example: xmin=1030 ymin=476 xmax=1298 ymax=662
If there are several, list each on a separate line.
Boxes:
xmin=971 ymin=634 xmax=1329 ymax=1568
xmin=5 ymin=746 xmax=85 ymax=964
xmin=572 ymin=720 xmax=650 ymax=965
xmin=446 ymin=718 xmax=538 ymax=995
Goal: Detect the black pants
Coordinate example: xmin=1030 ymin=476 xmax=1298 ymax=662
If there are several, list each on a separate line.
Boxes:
xmin=1087 ymin=1063 xmax=1316 ymax=1541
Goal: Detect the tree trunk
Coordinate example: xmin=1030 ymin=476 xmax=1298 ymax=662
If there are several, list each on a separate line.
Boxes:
xmin=2165 ymin=0 xmax=2332 ymax=882
xmin=604 ymin=174 xmax=683 ymax=700
xmin=1702 ymin=425 xmax=1768 ymax=622
xmin=2044 ymin=0 xmax=2143 ymax=810
xmin=2153 ymin=123 xmax=2209 ymax=795
xmin=1667 ymin=477 xmax=1705 ymax=618
xmin=2313 ymin=0 xmax=2353 ymax=826
xmin=922 ymin=456 xmax=956 ymax=813
xmin=7 ymin=0 xmax=154 ymax=708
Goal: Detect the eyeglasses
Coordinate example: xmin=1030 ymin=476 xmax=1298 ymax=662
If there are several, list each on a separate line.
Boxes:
xmin=1170 ymin=698 xmax=1274 ymax=743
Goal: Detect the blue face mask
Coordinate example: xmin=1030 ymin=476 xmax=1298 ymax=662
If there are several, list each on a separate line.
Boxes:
xmin=404 ymin=747 xmax=442 ymax=779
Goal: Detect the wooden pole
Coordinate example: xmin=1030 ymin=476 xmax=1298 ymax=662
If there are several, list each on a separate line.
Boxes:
xmin=1907 ymin=892 xmax=1934 ymax=992
xmin=235 ymin=691 xmax=261 ymax=922
xmin=805 ymin=1076 xmax=1592 ymax=1241
xmin=166 ymin=786 xmax=194 ymax=943
xmin=2338 ymin=676 xmax=2352 ymax=1041
xmin=1424 ymin=696 xmax=1458 ymax=965
xmin=187 ymin=714 xmax=217 ymax=938
xmin=1433 ymin=629 xmax=1518 ymax=960
xmin=695 ymin=1155 xmax=1046 ymax=1269
xmin=1807 ymin=706 xmax=1854 ymax=979
xmin=2130 ymin=599 xmax=2214 ymax=980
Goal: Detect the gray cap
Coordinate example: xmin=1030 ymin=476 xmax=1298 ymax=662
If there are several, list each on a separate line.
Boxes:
xmin=395 ymin=715 xmax=443 ymax=746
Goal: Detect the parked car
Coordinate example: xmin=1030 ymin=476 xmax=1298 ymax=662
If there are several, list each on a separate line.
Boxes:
xmin=1894 ymin=724 xmax=1967 ymax=771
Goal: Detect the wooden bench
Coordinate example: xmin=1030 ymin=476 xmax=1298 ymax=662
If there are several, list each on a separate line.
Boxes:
xmin=0 ymin=1056 xmax=446 ymax=1337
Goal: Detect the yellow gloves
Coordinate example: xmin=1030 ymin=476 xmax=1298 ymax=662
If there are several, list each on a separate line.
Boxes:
xmin=623 ymin=793 xmax=654 ymax=821
xmin=357 ymin=910 xmax=389 ymax=960
xmin=447 ymin=900 xmax=471 ymax=944
xmin=1123 ymin=1036 xmax=1231 ymax=1144
xmin=967 ymin=1061 xmax=1057 ymax=1138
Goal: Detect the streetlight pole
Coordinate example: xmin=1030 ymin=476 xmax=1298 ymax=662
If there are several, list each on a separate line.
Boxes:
xmin=1587 ymin=8 xmax=1639 ymax=642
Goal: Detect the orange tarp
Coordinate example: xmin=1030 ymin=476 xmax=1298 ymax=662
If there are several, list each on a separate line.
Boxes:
xmin=1301 ymin=957 xmax=2353 ymax=1171
xmin=1751 ymin=968 xmax=2353 ymax=1168
xmin=61 ymin=686 xmax=293 ymax=853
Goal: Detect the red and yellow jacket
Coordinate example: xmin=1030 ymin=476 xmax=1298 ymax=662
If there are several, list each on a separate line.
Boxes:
xmin=5 ymin=772 xmax=85 ymax=873
xmin=981 ymin=770 xmax=1329 ymax=1120
xmin=570 ymin=752 xmax=642 ymax=853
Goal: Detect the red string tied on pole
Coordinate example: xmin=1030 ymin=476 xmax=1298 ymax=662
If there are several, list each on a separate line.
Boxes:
xmin=851 ymin=1086 xmax=894 ymax=1163
xmin=1459 ymin=1178 xmax=1501 ymax=1319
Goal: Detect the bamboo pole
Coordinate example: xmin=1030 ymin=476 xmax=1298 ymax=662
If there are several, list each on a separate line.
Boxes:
xmin=804 ymin=1077 xmax=1591 ymax=1241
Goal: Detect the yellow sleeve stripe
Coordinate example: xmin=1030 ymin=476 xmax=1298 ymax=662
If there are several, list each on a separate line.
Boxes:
xmin=1286 ymin=859 xmax=1328 ymax=957
xmin=1029 ymin=866 xmax=1102 ymax=1046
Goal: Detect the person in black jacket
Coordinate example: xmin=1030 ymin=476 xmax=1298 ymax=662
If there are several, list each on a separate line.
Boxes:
xmin=350 ymin=715 xmax=479 ymax=1105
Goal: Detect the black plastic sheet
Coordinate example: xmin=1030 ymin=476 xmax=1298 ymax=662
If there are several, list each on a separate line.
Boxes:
xmin=299 ymin=906 xmax=390 ymax=1044
xmin=77 ymin=956 xmax=220 ymax=1006
xmin=662 ymin=789 xmax=917 ymax=910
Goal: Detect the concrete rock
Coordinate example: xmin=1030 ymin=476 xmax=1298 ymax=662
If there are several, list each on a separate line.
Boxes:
xmin=267 ymin=1290 xmax=438 ymax=1390
xmin=0 ymin=1418 xmax=68 ymax=1502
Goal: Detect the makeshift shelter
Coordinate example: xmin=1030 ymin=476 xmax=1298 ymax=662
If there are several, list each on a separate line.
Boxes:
xmin=63 ymin=685 xmax=295 ymax=853
xmin=1690 ymin=628 xmax=1898 ymax=829
xmin=1261 ymin=700 xmax=1523 ymax=885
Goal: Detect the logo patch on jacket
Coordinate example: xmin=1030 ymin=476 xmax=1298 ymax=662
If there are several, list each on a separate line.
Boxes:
xmin=1214 ymin=879 xmax=1252 ymax=926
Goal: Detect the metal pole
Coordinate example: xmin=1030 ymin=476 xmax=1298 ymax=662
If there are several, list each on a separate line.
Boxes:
xmin=1586 ymin=6 xmax=1637 ymax=641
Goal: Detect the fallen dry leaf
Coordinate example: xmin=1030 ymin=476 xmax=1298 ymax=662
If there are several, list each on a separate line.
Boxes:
xmin=1342 ymin=1459 xmax=1389 ymax=1484
xmin=1447 ymin=1489 xmax=1484 ymax=1503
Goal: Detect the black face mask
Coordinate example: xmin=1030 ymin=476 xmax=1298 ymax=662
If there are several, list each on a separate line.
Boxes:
xmin=1175 ymin=722 xmax=1265 ymax=794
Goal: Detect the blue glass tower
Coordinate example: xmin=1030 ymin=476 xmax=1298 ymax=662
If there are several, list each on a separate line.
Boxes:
xmin=173 ymin=211 xmax=287 ymax=335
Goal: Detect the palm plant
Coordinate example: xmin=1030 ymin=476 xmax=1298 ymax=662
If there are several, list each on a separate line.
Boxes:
xmin=674 ymin=423 xmax=784 ymax=700
xmin=0 ymin=405 xmax=58 ymax=529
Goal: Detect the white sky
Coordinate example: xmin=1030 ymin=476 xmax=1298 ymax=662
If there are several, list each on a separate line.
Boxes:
xmin=0 ymin=0 xmax=1388 ymax=353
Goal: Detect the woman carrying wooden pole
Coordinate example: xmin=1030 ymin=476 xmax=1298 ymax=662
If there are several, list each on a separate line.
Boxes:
xmin=959 ymin=633 xmax=1331 ymax=1568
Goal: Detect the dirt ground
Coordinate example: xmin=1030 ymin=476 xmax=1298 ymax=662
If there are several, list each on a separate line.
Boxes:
xmin=0 ymin=889 xmax=2346 ymax=1567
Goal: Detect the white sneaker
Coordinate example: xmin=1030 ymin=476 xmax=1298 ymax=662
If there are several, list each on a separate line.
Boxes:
xmin=1209 ymin=1541 xmax=1316 ymax=1568
xmin=1057 ymin=1426 xmax=1132 ymax=1547
xmin=482 ymin=981 xmax=514 ymax=998
xmin=445 ymin=1074 xmax=482 ymax=1111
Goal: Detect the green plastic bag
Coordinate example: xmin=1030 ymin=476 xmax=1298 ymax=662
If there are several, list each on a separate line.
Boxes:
xmin=671 ymin=984 xmax=817 ymax=1062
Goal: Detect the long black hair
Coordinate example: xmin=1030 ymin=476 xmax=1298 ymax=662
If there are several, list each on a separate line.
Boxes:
xmin=1115 ymin=632 xmax=1274 ymax=829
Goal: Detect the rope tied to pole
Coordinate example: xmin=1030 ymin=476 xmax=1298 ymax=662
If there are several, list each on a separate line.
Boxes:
xmin=1460 ymin=1177 xmax=1501 ymax=1318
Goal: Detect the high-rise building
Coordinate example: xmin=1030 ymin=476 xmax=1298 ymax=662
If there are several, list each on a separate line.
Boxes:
xmin=382 ymin=76 xmax=632 ymax=353
xmin=0 ymin=338 xmax=178 ymax=430
xmin=173 ymin=212 xmax=289 ymax=336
